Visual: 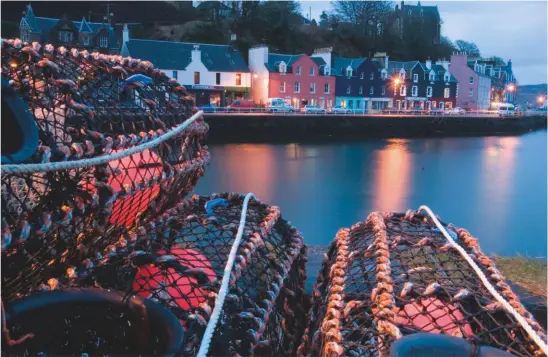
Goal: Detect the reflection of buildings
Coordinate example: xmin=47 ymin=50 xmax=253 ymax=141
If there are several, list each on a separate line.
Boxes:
xmin=372 ymin=139 xmax=412 ymax=212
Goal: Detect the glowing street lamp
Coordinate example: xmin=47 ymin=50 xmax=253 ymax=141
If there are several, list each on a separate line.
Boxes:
xmin=507 ymin=84 xmax=515 ymax=92
xmin=538 ymin=96 xmax=545 ymax=105
xmin=394 ymin=77 xmax=401 ymax=86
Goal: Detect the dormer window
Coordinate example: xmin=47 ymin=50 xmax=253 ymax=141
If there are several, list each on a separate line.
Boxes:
xmin=444 ymin=73 xmax=450 ymax=82
xmin=346 ymin=67 xmax=352 ymax=78
xmin=279 ymin=62 xmax=287 ymax=74
xmin=296 ymin=66 xmax=301 ymax=75
xmin=429 ymin=72 xmax=435 ymax=81
xmin=324 ymin=65 xmax=331 ymax=76
xmin=59 ymin=31 xmax=73 ymax=43
xmin=381 ymin=70 xmax=387 ymax=80
xmin=399 ymin=69 xmax=405 ymax=79
xmin=21 ymin=29 xmax=30 ymax=43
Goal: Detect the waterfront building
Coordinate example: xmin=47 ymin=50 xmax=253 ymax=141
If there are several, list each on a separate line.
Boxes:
xmin=19 ymin=4 xmax=138 ymax=54
xmin=122 ymin=38 xmax=250 ymax=107
xmin=471 ymin=59 xmax=517 ymax=105
xmin=423 ymin=59 xmax=458 ymax=110
xmin=248 ymin=46 xmax=336 ymax=109
xmin=450 ymin=54 xmax=492 ymax=110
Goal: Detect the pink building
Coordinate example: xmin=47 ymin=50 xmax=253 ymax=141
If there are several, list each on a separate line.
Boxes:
xmin=248 ymin=46 xmax=336 ymax=109
xmin=449 ymin=54 xmax=492 ymax=110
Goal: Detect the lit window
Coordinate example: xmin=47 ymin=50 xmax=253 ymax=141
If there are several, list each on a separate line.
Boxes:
xmin=359 ymin=86 xmax=363 ymax=94
xmin=444 ymin=88 xmax=450 ymax=98
xmin=236 ymin=73 xmax=241 ymax=86
xmin=426 ymin=86 xmax=432 ymax=97
xmin=413 ymin=74 xmax=418 ymax=83
xmin=194 ymin=72 xmax=200 ymax=84
xmin=280 ymin=81 xmax=286 ymax=93
xmin=469 ymin=88 xmax=473 ymax=97
xmin=100 ymin=36 xmax=108 ymax=48
xmin=432 ymin=101 xmax=437 ymax=108
xmin=310 ymin=82 xmax=315 ymax=93
xmin=294 ymin=82 xmax=300 ymax=93
xmin=412 ymin=86 xmax=418 ymax=97
xmin=172 ymin=71 xmax=178 ymax=80
xmin=310 ymin=67 xmax=315 ymax=76
xmin=370 ymin=86 xmax=374 ymax=95
xmin=469 ymin=76 xmax=474 ymax=84
xmin=346 ymin=85 xmax=351 ymax=94
xmin=324 ymin=83 xmax=330 ymax=94
xmin=296 ymin=66 xmax=301 ymax=75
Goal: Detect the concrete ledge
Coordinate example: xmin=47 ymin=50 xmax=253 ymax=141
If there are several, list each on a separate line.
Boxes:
xmin=203 ymin=114 xmax=547 ymax=143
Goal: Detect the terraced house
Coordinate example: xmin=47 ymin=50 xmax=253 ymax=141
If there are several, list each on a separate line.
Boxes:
xmin=122 ymin=38 xmax=250 ymax=107
xmin=248 ymin=46 xmax=336 ymax=109
xmin=423 ymin=59 xmax=458 ymax=110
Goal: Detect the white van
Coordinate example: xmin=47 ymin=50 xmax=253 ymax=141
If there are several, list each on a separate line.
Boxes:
xmin=498 ymin=104 xmax=515 ymax=117
xmin=266 ymin=98 xmax=296 ymax=113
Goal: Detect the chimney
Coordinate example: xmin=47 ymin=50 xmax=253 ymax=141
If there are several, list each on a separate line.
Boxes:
xmin=192 ymin=44 xmax=201 ymax=63
xmin=312 ymin=47 xmax=332 ymax=67
xmin=426 ymin=59 xmax=432 ymax=70
xmin=122 ymin=24 xmax=129 ymax=44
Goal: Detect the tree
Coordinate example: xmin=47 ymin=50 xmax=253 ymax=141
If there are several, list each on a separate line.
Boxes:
xmin=332 ymin=1 xmax=394 ymax=27
xmin=319 ymin=10 xmax=329 ymax=28
xmin=490 ymin=56 xmax=506 ymax=66
xmin=455 ymin=40 xmax=481 ymax=57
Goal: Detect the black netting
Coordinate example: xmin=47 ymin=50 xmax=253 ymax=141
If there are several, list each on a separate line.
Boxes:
xmin=3 ymin=193 xmax=308 ymax=356
xmin=298 ymin=212 xmax=547 ymax=357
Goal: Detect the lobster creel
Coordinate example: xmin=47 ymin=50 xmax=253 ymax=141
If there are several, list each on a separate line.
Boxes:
xmin=297 ymin=211 xmax=547 ymax=357
xmin=2 ymin=193 xmax=308 ymax=357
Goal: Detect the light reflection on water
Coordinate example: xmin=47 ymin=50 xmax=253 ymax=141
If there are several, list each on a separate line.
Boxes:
xmin=195 ymin=131 xmax=547 ymax=259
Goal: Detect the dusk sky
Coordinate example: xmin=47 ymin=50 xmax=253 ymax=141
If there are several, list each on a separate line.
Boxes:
xmin=300 ymin=1 xmax=547 ymax=85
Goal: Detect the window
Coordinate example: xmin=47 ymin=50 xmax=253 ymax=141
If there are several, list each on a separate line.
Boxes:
xmin=346 ymin=68 xmax=352 ymax=78
xmin=381 ymin=71 xmax=387 ymax=80
xmin=310 ymin=82 xmax=316 ymax=93
xmin=444 ymin=88 xmax=450 ymax=98
xmin=280 ymin=81 xmax=286 ymax=93
xmin=348 ymin=100 xmax=353 ymax=109
xmin=429 ymin=72 xmax=435 ymax=81
xmin=356 ymin=100 xmax=361 ymax=109
xmin=413 ymin=74 xmax=418 ymax=83
xmin=280 ymin=63 xmax=287 ymax=74
xmin=381 ymin=87 xmax=386 ymax=95
xmin=360 ymin=72 xmax=364 ymax=79
xmin=194 ymin=72 xmax=200 ymax=84
xmin=370 ymin=72 xmax=374 ymax=80
xmin=236 ymin=73 xmax=241 ymax=86
xmin=400 ymin=85 xmax=406 ymax=96
xmin=324 ymin=66 xmax=331 ymax=76
xmin=216 ymin=73 xmax=221 ymax=85
xmin=59 ymin=31 xmax=73 ymax=43
xmin=426 ymin=86 xmax=432 ymax=97
xmin=100 ymin=36 xmax=108 ymax=48
xmin=359 ymin=86 xmax=363 ymax=95
xmin=346 ymin=85 xmax=351 ymax=94
xmin=412 ymin=86 xmax=418 ymax=97
xmin=408 ymin=10 xmax=412 ymax=15
xmin=469 ymin=76 xmax=474 ymax=84
xmin=370 ymin=86 xmax=374 ymax=95
xmin=324 ymin=83 xmax=330 ymax=94
xmin=296 ymin=66 xmax=301 ymax=75
xmin=310 ymin=67 xmax=315 ymax=76
xmin=444 ymin=74 xmax=450 ymax=82
xmin=21 ymin=29 xmax=29 ymax=43
xmin=469 ymin=88 xmax=474 ymax=97
xmin=432 ymin=101 xmax=437 ymax=108
xmin=82 ymin=36 xmax=89 ymax=46
xmin=172 ymin=71 xmax=178 ymax=80
xmin=294 ymin=82 xmax=300 ymax=93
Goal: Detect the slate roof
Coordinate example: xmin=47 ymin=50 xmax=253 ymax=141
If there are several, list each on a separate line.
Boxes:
xmin=386 ymin=60 xmax=421 ymax=75
xmin=427 ymin=64 xmax=457 ymax=82
xmin=265 ymin=53 xmax=304 ymax=72
xmin=332 ymin=57 xmax=367 ymax=76
xmin=311 ymin=57 xmax=326 ymax=67
xmin=122 ymin=39 xmax=249 ymax=72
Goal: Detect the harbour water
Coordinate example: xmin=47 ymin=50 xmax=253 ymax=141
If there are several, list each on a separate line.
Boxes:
xmin=194 ymin=131 xmax=547 ymax=287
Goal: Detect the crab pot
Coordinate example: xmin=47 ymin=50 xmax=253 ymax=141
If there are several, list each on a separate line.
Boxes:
xmin=298 ymin=211 xmax=546 ymax=357
xmin=1 ymin=41 xmax=210 ymax=302
xmin=7 ymin=193 xmax=308 ymax=357
xmin=3 ymin=288 xmax=184 ymax=357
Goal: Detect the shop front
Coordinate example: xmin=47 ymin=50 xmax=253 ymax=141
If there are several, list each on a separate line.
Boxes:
xmin=187 ymin=85 xmax=250 ymax=107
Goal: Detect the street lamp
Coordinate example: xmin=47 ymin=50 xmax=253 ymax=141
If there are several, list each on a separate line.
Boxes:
xmin=507 ymin=84 xmax=515 ymax=92
xmin=538 ymin=96 xmax=545 ymax=105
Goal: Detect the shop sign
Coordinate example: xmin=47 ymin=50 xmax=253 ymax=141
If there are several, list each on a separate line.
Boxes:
xmin=189 ymin=85 xmax=223 ymax=91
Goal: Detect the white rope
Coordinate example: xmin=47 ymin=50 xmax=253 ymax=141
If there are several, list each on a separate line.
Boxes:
xmin=1 ymin=111 xmax=204 ymax=175
xmin=197 ymin=192 xmax=256 ymax=357
xmin=417 ymin=205 xmax=548 ymax=355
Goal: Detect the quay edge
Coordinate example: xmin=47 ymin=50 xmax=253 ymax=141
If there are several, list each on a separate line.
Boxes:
xmin=203 ymin=114 xmax=547 ymax=143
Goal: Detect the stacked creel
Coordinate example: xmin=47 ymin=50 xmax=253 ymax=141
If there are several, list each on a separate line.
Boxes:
xmin=1 ymin=39 xmax=209 ymax=302
xmin=3 ymin=193 xmax=308 ymax=357
xmin=297 ymin=211 xmax=546 ymax=357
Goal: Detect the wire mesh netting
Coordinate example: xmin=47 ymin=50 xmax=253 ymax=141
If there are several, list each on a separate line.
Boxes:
xmin=298 ymin=211 xmax=547 ymax=357
xmin=2 ymin=193 xmax=308 ymax=357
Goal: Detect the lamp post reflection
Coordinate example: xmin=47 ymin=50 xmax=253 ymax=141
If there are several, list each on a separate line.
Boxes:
xmin=372 ymin=139 xmax=412 ymax=212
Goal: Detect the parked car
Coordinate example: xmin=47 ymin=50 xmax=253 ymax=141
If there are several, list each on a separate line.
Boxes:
xmin=330 ymin=105 xmax=352 ymax=114
xmin=227 ymin=100 xmax=256 ymax=112
xmin=267 ymin=102 xmax=296 ymax=113
xmin=445 ymin=107 xmax=465 ymax=115
xmin=302 ymin=105 xmax=327 ymax=114
xmin=199 ymin=104 xmax=219 ymax=113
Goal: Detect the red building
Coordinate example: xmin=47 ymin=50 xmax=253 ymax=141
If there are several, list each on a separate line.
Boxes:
xmin=248 ymin=47 xmax=336 ymax=109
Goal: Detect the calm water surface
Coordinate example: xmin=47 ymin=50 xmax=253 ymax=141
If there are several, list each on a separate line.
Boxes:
xmin=195 ymin=131 xmax=547 ymax=280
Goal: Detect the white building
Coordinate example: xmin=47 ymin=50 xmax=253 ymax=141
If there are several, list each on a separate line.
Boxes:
xmin=122 ymin=34 xmax=250 ymax=106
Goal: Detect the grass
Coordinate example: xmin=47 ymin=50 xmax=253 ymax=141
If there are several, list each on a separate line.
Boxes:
xmin=494 ymin=256 xmax=547 ymax=299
